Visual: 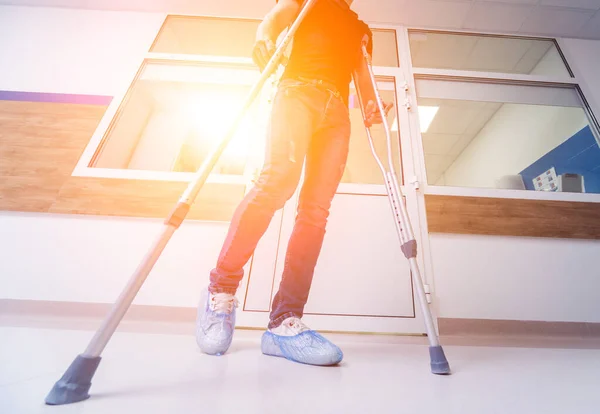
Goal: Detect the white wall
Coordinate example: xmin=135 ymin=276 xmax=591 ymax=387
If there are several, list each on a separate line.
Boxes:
xmin=430 ymin=234 xmax=600 ymax=323
xmin=0 ymin=213 xmax=226 ymax=306
xmin=0 ymin=6 xmax=164 ymax=96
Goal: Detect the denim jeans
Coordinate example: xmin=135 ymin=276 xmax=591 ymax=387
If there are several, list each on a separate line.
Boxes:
xmin=209 ymin=77 xmax=351 ymax=329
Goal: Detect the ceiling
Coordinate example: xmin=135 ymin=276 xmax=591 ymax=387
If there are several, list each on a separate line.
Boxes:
xmin=418 ymin=98 xmax=503 ymax=184
xmin=409 ymin=32 xmax=566 ymax=75
xmin=2 ymin=0 xmax=600 ymax=40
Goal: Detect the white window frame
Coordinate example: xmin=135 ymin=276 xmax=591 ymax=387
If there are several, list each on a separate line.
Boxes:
xmin=73 ymin=54 xmax=262 ymax=185
xmin=397 ymin=27 xmax=600 ymax=204
xmin=73 ymin=18 xmax=405 ymax=189
xmin=72 ymin=16 xmax=600 ymax=202
xmin=73 ymin=14 xmax=267 ymax=186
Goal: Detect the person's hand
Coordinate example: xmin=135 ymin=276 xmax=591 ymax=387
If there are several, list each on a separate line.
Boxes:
xmin=252 ymin=38 xmax=277 ymax=72
xmin=364 ymin=100 xmax=394 ymax=127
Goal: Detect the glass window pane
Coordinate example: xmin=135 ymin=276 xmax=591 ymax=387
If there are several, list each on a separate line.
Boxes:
xmin=372 ymin=29 xmax=399 ymax=67
xmin=416 ymin=80 xmax=600 ymax=194
xmin=91 ymin=61 xmax=274 ymax=221
xmin=409 ymin=31 xmax=572 ymax=78
xmin=151 ymin=16 xmax=399 ymax=67
xmin=343 ymin=78 xmax=401 ymax=185
xmin=94 ymin=62 xmax=269 ymax=175
xmin=151 ymin=16 xmax=260 ymax=57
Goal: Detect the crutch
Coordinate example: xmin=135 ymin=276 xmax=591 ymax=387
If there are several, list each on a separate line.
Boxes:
xmin=352 ymin=44 xmax=451 ymax=375
xmin=44 ymin=0 xmax=318 ymax=406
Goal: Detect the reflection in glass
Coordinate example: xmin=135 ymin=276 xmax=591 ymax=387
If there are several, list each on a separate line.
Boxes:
xmin=409 ymin=31 xmax=571 ymax=78
xmin=419 ymin=98 xmax=599 ymax=193
xmin=94 ymin=64 xmax=271 ymax=177
xmin=152 ymin=16 xmax=399 ymax=67
xmin=91 ymin=62 xmax=275 ymax=222
xmin=371 ymin=29 xmax=399 ymax=67
xmin=151 ymin=16 xmax=260 ymax=58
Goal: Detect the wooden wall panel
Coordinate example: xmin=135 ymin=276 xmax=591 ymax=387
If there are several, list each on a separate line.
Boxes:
xmin=0 ymin=100 xmax=242 ymax=222
xmin=0 ymin=101 xmax=106 ymax=212
xmin=3 ymin=99 xmax=599 ymax=239
xmin=0 ymin=177 xmax=63 ymax=212
xmin=425 ymin=194 xmax=600 ymax=240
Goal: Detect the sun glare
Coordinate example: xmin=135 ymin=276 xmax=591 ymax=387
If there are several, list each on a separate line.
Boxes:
xmin=182 ymin=88 xmax=268 ymax=164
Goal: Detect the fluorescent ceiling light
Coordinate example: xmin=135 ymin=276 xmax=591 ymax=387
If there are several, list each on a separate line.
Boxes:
xmin=418 ymin=106 xmax=439 ymax=133
xmin=389 ymin=106 xmax=439 ymax=133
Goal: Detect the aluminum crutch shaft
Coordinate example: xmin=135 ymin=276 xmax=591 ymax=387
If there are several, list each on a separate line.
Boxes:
xmin=352 ymin=43 xmax=450 ymax=374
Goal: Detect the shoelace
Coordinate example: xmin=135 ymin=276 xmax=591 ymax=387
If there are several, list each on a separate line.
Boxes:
xmin=286 ymin=317 xmax=310 ymax=333
xmin=209 ymin=293 xmax=239 ymax=314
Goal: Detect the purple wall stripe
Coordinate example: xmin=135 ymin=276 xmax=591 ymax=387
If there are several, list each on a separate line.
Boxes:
xmin=0 ymin=91 xmax=112 ymax=106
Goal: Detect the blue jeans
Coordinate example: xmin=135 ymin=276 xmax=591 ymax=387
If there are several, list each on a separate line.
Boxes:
xmin=209 ymin=78 xmax=351 ymax=329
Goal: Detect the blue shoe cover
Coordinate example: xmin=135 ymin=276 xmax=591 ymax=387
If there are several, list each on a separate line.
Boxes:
xmin=261 ymin=330 xmax=343 ymax=366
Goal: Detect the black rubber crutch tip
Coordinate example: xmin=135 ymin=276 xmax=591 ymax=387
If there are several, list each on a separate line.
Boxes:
xmin=429 ymin=345 xmax=451 ymax=375
xmin=45 ymin=355 xmax=102 ymax=405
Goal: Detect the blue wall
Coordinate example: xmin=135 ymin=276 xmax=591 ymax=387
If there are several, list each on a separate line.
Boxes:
xmin=520 ymin=126 xmax=600 ymax=194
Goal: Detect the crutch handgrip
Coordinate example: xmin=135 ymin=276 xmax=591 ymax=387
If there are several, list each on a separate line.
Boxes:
xmin=360 ymin=34 xmax=372 ymax=64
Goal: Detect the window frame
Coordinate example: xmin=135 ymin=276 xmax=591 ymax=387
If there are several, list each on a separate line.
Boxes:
xmin=73 ymin=54 xmax=261 ymax=185
xmin=408 ymin=29 xmax=576 ymax=78
xmin=400 ymin=27 xmax=600 ymax=204
xmin=73 ymin=17 xmax=405 ymax=188
xmin=73 ymin=17 xmax=600 ymax=203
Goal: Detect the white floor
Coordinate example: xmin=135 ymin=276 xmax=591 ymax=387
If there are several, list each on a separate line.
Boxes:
xmin=1 ymin=325 xmax=600 ymax=414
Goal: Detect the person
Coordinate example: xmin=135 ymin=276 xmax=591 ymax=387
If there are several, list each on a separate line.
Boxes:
xmin=196 ymin=0 xmax=392 ymax=366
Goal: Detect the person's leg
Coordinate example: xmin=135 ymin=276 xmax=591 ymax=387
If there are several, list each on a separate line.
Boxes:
xmin=196 ymin=80 xmax=323 ymax=355
xmin=269 ymin=94 xmax=351 ymax=328
xmin=261 ymin=90 xmax=351 ymax=366
xmin=208 ymin=81 xmax=322 ymax=294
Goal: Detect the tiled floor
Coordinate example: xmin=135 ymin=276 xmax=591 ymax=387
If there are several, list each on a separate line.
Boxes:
xmin=1 ymin=324 xmax=600 ymax=414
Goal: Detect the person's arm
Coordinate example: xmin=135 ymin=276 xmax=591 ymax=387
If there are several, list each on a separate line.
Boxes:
xmin=252 ymin=0 xmax=302 ymax=71
xmin=354 ymin=31 xmax=393 ymax=127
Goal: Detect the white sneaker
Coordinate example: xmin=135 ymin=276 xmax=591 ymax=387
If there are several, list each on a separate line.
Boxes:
xmin=261 ymin=317 xmax=343 ymax=366
xmin=196 ymin=288 xmax=239 ymax=356
xmin=269 ymin=317 xmax=311 ymax=336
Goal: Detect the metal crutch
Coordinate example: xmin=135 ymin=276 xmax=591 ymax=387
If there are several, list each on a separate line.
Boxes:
xmin=44 ymin=0 xmax=319 ymax=406
xmin=352 ymin=44 xmax=451 ymax=375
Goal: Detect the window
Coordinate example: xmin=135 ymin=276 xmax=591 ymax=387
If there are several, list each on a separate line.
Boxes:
xmin=151 ymin=16 xmax=260 ymax=58
xmin=409 ymin=31 xmax=572 ymax=78
xmin=371 ymin=29 xmax=399 ymax=67
xmin=152 ymin=16 xmax=400 ymax=66
xmin=416 ymin=80 xmax=598 ymax=193
xmin=75 ymin=17 xmax=285 ymax=222
xmin=92 ymin=61 xmax=268 ymax=180
xmin=410 ymin=31 xmax=599 ymax=197
xmin=78 ymin=16 xmax=405 ymax=212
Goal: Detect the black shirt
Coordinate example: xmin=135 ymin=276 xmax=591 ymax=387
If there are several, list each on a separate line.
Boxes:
xmin=279 ymin=0 xmax=373 ymax=104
